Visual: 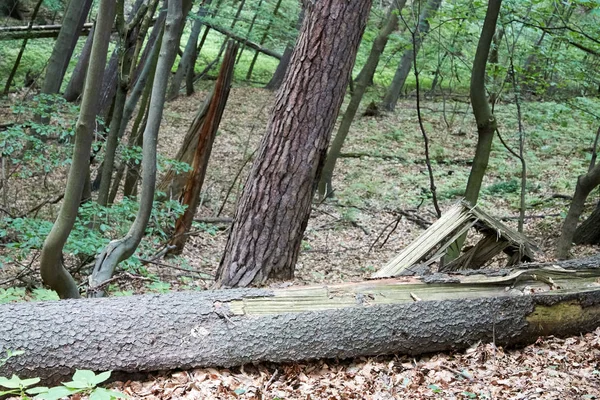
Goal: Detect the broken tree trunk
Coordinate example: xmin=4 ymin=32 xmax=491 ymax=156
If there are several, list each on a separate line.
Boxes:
xmin=0 ymin=22 xmax=94 ymax=40
xmin=1 ymin=257 xmax=600 ymax=384
xmin=201 ymin=20 xmax=282 ymax=60
xmin=168 ymin=41 xmax=237 ymax=254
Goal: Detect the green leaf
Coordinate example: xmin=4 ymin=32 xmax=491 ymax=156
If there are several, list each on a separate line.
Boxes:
xmin=428 ymin=384 xmax=442 ymax=393
xmin=0 ymin=374 xmax=39 ymax=389
xmin=34 ymin=385 xmax=77 ymax=400
xmin=26 ymin=386 xmax=50 ymax=394
xmin=93 ymin=371 xmax=112 ymax=385
xmin=71 ymin=369 xmax=98 ymax=385
xmin=0 ymin=389 xmax=19 ymax=396
xmin=90 ymin=387 xmax=128 ymax=400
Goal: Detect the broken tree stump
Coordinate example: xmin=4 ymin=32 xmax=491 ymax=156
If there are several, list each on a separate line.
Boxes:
xmin=1 ymin=256 xmax=600 ymax=384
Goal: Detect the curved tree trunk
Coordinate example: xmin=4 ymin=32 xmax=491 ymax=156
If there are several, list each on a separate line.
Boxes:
xmin=215 ymin=0 xmax=373 ymax=288
xmin=39 ymin=0 xmax=117 ymax=299
xmin=317 ymin=2 xmax=404 ymax=199
xmin=380 ymin=0 xmax=442 ymax=112
xmin=89 ymin=0 xmax=185 ymax=297
xmin=463 ymin=0 xmax=501 ymax=205
xmin=556 ymin=164 xmax=600 ymax=259
xmin=40 ymin=0 xmax=94 ymax=95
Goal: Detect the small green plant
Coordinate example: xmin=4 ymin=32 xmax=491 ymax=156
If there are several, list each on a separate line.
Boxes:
xmin=0 ymin=369 xmax=127 ymax=400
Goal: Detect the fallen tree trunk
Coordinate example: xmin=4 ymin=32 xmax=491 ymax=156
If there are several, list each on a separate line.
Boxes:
xmin=1 ymin=257 xmax=600 ymax=384
xmin=0 ymin=22 xmax=93 ymax=40
xmin=201 ymin=21 xmax=282 ymax=60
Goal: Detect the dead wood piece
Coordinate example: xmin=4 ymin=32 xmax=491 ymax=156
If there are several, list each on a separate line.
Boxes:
xmin=1 ymin=256 xmax=600 ymax=384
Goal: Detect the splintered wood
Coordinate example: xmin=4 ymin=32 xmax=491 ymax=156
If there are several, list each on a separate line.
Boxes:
xmin=373 ymin=201 xmax=539 ymax=278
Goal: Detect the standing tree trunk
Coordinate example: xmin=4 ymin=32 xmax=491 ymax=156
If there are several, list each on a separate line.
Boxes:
xmin=556 ymin=163 xmax=600 ymax=259
xmin=89 ymin=0 xmax=185 ymax=297
xmin=235 ymin=0 xmax=264 ymax=63
xmin=574 ymin=201 xmax=600 ymax=245
xmin=215 ymin=0 xmax=372 ymax=288
xmin=264 ymin=8 xmax=304 ymax=91
xmin=317 ymin=2 xmax=405 ymax=199
xmin=168 ymin=42 xmax=237 ymax=254
xmin=380 ymin=0 xmax=443 ymax=112
xmin=40 ymin=0 xmax=94 ymax=95
xmin=445 ymin=0 xmax=501 ymax=262
xmin=2 ymin=0 xmax=44 ymax=95
xmin=63 ymin=23 xmax=95 ymax=102
xmin=245 ymin=0 xmax=283 ymax=81
xmin=167 ymin=0 xmax=212 ymax=101
xmin=39 ymin=0 xmax=116 ymax=299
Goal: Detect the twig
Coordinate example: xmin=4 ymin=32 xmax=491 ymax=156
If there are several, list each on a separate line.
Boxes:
xmin=264 ymin=368 xmax=279 ymax=391
xmin=138 ymin=257 xmax=214 ymax=277
xmin=87 ymin=272 xmax=152 ymax=292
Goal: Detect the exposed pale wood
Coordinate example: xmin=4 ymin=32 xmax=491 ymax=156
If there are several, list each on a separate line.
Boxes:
xmin=0 ymin=22 xmax=93 ymax=40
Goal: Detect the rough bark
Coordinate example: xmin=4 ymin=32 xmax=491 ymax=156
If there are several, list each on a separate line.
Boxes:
xmin=167 ymin=0 xmax=212 ymax=101
xmin=2 ymin=0 xmax=44 ymax=95
xmin=89 ymin=0 xmax=185 ymax=297
xmin=39 ymin=0 xmax=117 ymax=299
xmin=556 ymin=164 xmax=600 ymax=259
xmin=215 ymin=0 xmax=372 ymax=287
xmin=381 ymin=0 xmax=442 ymax=111
xmin=2 ymin=258 xmax=600 ymax=384
xmin=169 ymin=42 xmax=237 ymax=254
xmin=40 ymin=0 xmax=93 ymax=95
xmin=317 ymin=2 xmax=404 ymax=198
xmin=574 ymin=201 xmax=600 ymax=245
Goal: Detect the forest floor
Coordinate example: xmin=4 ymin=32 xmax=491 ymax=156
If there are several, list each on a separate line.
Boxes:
xmin=2 ymin=85 xmax=600 ymax=398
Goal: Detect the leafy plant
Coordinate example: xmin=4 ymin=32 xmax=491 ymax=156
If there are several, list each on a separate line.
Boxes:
xmin=0 ymin=369 xmax=127 ymax=400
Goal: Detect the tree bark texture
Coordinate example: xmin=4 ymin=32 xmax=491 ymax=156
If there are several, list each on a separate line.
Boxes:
xmin=169 ymin=42 xmax=237 ymax=255
xmin=318 ymin=2 xmax=404 ymax=198
xmin=215 ymin=0 xmax=373 ymax=288
xmin=40 ymin=0 xmax=93 ymax=95
xmin=381 ymin=0 xmax=442 ymax=112
xmin=556 ymin=164 xmax=600 ymax=259
xmin=2 ymin=258 xmax=600 ymax=384
xmin=89 ymin=0 xmax=185 ymax=297
xmin=39 ymin=0 xmax=117 ymax=299
xmin=574 ymin=201 xmax=600 ymax=245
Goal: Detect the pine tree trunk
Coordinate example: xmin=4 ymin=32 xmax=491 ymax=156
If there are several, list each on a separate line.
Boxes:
xmin=381 ymin=0 xmax=442 ymax=111
xmin=39 ymin=0 xmax=116 ymax=299
xmin=317 ymin=2 xmax=404 ymax=199
xmin=215 ymin=0 xmax=373 ymax=288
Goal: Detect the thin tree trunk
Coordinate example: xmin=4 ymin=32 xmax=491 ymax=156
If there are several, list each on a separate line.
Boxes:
xmin=167 ymin=0 xmax=212 ymax=101
xmin=381 ymin=0 xmax=443 ymax=112
xmin=445 ymin=0 xmax=502 ymax=262
xmin=246 ymin=0 xmax=283 ymax=81
xmin=216 ymin=0 xmax=372 ymax=288
xmin=63 ymin=23 xmax=95 ymax=102
xmin=317 ymin=2 xmax=404 ymax=199
xmin=556 ymin=163 xmax=600 ymax=259
xmin=90 ymin=0 xmax=185 ymax=297
xmin=40 ymin=0 xmax=93 ymax=95
xmin=235 ymin=0 xmax=264 ymax=63
xmin=39 ymin=0 xmax=116 ymax=299
xmin=168 ymin=42 xmax=237 ymax=255
xmin=2 ymin=0 xmax=43 ymax=95
xmin=264 ymin=8 xmax=304 ymax=91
